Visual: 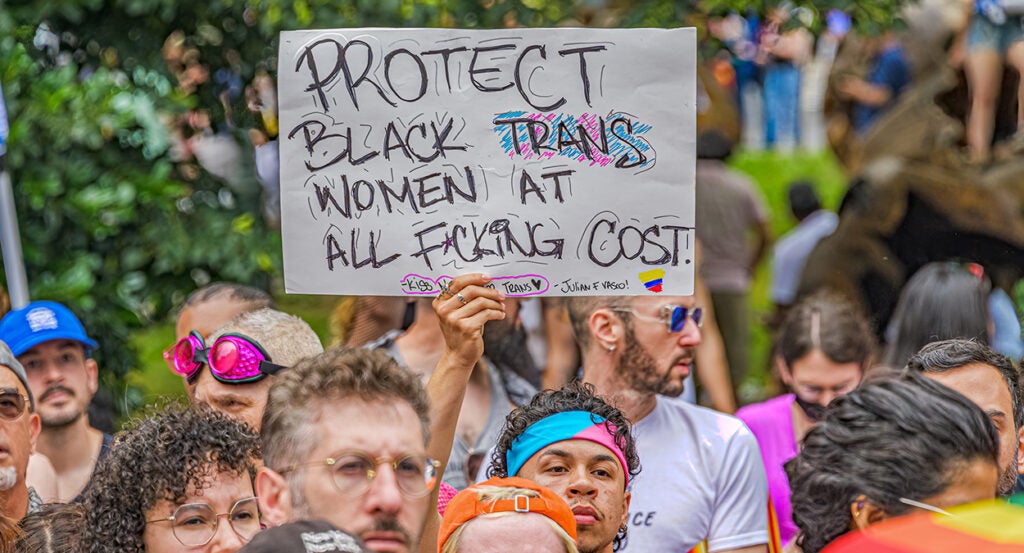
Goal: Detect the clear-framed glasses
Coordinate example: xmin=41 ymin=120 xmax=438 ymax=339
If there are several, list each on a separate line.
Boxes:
xmin=611 ymin=305 xmax=703 ymax=333
xmin=146 ymin=496 xmax=261 ymax=547
xmin=280 ymin=451 xmax=440 ymax=498
xmin=0 ymin=389 xmax=30 ymax=421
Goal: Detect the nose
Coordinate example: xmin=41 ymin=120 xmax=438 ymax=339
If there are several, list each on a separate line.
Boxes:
xmin=364 ymin=463 xmax=405 ymax=515
xmin=42 ymin=361 xmax=64 ymax=384
xmin=207 ymin=517 xmax=246 ymax=553
xmin=678 ymin=320 xmax=702 ymax=347
xmin=820 ymin=390 xmax=839 ymax=407
xmin=566 ymin=466 xmax=598 ymax=499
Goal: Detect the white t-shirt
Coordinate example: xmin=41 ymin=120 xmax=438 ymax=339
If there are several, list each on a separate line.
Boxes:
xmin=621 ymin=396 xmax=769 ymax=552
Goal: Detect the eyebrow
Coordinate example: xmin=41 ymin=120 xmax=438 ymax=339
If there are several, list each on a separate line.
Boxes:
xmin=539 ymin=449 xmax=620 ymax=467
xmin=540 ymin=449 xmax=571 ymax=459
xmin=986 ymin=409 xmax=1007 ymax=420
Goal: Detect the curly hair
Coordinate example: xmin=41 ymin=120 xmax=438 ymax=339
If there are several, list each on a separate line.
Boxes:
xmin=487 ymin=381 xmax=640 ymax=552
xmin=81 ymin=404 xmax=260 ymax=553
xmin=786 ymin=372 xmax=999 ymax=553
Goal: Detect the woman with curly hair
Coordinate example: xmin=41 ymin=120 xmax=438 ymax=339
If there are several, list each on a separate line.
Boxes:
xmin=81 ymin=405 xmax=261 ymax=553
xmin=786 ymin=372 xmax=1000 ymax=553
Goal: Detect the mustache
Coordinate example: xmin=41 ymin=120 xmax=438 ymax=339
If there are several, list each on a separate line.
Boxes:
xmin=40 ymin=385 xmax=75 ymax=402
xmin=367 ymin=517 xmax=412 ymax=542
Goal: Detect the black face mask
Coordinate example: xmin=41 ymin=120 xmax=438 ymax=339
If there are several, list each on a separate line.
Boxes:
xmin=794 ymin=395 xmax=828 ymax=423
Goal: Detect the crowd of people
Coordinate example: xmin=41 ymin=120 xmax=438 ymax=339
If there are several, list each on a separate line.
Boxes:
xmin=0 ymin=258 xmax=1020 ymax=553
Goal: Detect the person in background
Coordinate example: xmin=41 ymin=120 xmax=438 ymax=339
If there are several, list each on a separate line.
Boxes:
xmin=82 ymin=405 xmax=261 ymax=553
xmin=174 ymin=282 xmax=275 ymax=344
xmin=695 ymin=130 xmax=771 ymax=393
xmin=172 ymin=282 xmax=275 ymax=398
xmin=737 ymin=292 xmax=875 ymax=545
xmin=883 ymin=262 xmax=991 ymax=369
xmin=176 ymin=308 xmax=323 ymax=430
xmin=787 ymin=372 xmax=1000 ymax=553
xmin=0 ymin=301 xmax=109 ymax=503
xmin=963 ymin=0 xmax=1024 ymax=163
xmin=438 ymin=477 xmax=578 ymax=553
xmin=906 ymin=339 xmax=1024 ymax=496
xmin=837 ymin=31 xmax=911 ymax=135
xmin=770 ymin=182 xmax=838 ymax=310
xmin=329 ymin=296 xmax=410 ymax=348
xmin=759 ymin=7 xmax=812 ymax=151
xmin=369 ymin=294 xmax=535 ymax=490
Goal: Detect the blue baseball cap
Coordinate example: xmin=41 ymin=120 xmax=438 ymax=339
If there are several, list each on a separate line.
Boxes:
xmin=0 ymin=301 xmax=98 ymax=356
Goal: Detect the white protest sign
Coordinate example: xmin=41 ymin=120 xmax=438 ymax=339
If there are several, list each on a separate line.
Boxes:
xmin=278 ymin=27 xmax=696 ymax=296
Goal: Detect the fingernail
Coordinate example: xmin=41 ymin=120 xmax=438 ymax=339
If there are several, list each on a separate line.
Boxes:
xmin=481 ymin=274 xmax=492 ymax=281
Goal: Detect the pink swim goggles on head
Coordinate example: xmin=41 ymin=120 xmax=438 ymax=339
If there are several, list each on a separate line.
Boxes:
xmin=163 ymin=331 xmax=286 ymax=384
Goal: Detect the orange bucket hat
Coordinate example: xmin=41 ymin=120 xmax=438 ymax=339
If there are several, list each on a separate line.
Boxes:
xmin=438 ymin=476 xmax=577 ymax=550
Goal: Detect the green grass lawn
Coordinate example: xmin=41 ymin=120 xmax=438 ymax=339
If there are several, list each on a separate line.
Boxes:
xmin=129 ymin=148 xmax=850 ymax=410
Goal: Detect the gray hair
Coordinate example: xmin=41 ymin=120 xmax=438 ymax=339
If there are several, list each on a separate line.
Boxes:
xmin=0 ymin=340 xmax=33 ymax=411
xmin=211 ymin=308 xmax=323 ymax=368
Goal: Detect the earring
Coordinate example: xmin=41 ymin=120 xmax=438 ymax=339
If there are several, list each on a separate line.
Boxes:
xmin=606 ymin=344 xmax=616 ymax=353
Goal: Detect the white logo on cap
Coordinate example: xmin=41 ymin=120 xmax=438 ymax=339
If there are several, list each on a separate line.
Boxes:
xmin=26 ymin=308 xmax=59 ymax=332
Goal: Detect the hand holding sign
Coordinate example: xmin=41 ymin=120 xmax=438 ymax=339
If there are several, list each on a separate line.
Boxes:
xmin=433 ymin=273 xmax=506 ymax=370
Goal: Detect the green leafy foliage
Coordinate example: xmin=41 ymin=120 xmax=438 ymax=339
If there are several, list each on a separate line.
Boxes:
xmin=0 ymin=30 xmax=278 ymax=412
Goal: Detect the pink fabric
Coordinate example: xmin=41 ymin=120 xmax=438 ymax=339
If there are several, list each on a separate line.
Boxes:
xmin=437 ymin=481 xmax=459 ymax=516
xmin=736 ymin=394 xmax=799 ymax=543
xmin=575 ymin=423 xmax=630 ymax=488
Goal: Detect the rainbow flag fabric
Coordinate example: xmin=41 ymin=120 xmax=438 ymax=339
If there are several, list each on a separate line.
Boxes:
xmin=822 ymin=496 xmax=1024 ymax=552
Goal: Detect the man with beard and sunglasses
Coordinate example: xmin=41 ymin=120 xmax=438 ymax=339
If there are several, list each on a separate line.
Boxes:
xmin=0 ymin=301 xmax=108 ymax=503
xmin=487 ymin=381 xmax=639 ymax=553
xmin=906 ymin=338 xmax=1024 ymax=496
xmin=566 ymin=295 xmax=769 ymax=553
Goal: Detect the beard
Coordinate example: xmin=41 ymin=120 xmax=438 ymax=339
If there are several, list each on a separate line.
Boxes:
xmin=616 ymin=325 xmax=689 ymax=398
xmin=998 ymin=456 xmax=1019 ymax=497
xmin=0 ymin=466 xmax=16 ymax=491
xmin=39 ymin=385 xmax=85 ymax=428
xmin=40 ymin=409 xmax=83 ymax=429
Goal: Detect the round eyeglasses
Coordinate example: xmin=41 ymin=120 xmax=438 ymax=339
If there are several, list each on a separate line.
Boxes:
xmin=280 ymin=451 xmax=440 ymax=498
xmin=146 ymin=496 xmax=261 ymax=547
